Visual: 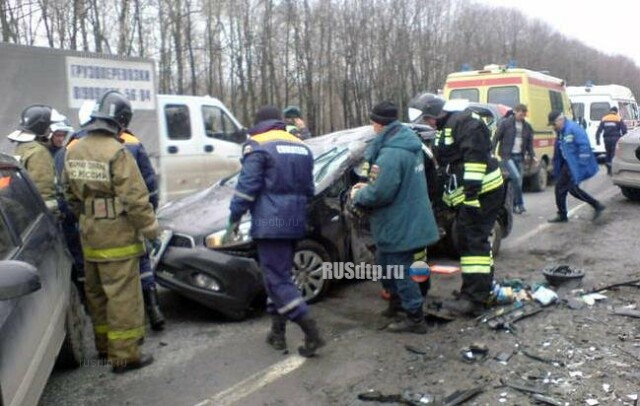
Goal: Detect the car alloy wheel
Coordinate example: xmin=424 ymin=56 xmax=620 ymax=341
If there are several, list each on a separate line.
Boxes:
xmin=292 ymin=240 xmax=331 ymax=304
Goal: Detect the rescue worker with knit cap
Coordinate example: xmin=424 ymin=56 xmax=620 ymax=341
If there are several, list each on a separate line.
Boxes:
xmin=351 ymin=101 xmax=439 ymax=334
xmin=62 ymin=90 xmax=160 ymax=373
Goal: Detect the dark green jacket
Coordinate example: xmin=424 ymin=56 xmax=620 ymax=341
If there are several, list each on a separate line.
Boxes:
xmin=355 ymin=121 xmax=439 ymax=253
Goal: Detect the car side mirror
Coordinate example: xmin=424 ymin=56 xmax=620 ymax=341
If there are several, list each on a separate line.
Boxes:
xmin=233 ymin=128 xmax=249 ymax=144
xmin=0 ymin=260 xmax=41 ymax=300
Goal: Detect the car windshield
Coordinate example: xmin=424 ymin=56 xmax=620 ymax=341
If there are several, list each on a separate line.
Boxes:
xmin=220 ymin=146 xmax=351 ymax=188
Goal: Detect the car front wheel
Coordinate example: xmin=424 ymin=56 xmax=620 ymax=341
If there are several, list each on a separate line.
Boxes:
xmin=620 ymin=186 xmax=640 ymax=201
xmin=56 ymin=282 xmax=87 ymax=368
xmin=292 ymin=240 xmax=331 ymax=304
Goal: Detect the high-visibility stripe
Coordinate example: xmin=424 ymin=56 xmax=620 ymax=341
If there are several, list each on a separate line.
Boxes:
xmin=278 ymin=297 xmax=305 ymax=314
xmin=83 ymin=243 xmax=145 ymax=260
xmin=461 ymin=256 xmax=492 ymax=265
xmin=463 ymin=199 xmax=480 ymax=207
xmin=233 ymin=190 xmax=255 ymax=202
xmin=480 ymin=168 xmax=503 ymax=194
xmin=463 ymin=172 xmax=484 ymax=181
xmin=252 ymin=130 xmax=304 ymax=145
xmin=94 ymin=324 xmax=108 ymax=334
xmin=464 ymin=163 xmax=487 ymax=171
xmin=108 ymin=327 xmax=145 ymax=341
xmin=461 ymin=264 xmax=492 ymax=274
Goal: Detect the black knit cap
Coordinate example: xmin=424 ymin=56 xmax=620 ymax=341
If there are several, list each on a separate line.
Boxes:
xmin=610 ymin=106 xmax=618 ymax=113
xmin=254 ymin=105 xmax=282 ymax=125
xmin=547 ymin=110 xmax=563 ymax=125
xmin=370 ymin=101 xmax=398 ymax=125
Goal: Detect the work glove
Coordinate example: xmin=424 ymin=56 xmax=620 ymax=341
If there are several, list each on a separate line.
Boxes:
xmin=149 ymin=238 xmax=163 ymax=256
xmin=221 ymin=220 xmax=240 ymax=244
xmin=350 ymin=182 xmax=366 ymax=200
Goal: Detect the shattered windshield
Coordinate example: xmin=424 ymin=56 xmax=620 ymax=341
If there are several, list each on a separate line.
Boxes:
xmin=220 ymin=146 xmax=351 ymax=188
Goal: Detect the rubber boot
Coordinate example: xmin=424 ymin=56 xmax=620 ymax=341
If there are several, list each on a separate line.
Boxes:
xmin=386 ymin=308 xmax=427 ymax=334
xmin=380 ymin=294 xmax=404 ymax=318
xmin=592 ymin=204 xmax=606 ymax=221
xmin=112 ymin=353 xmax=154 ymax=374
xmin=266 ymin=315 xmax=287 ymax=351
xmin=441 ymin=297 xmax=485 ymax=317
xmin=143 ymin=285 xmax=166 ymax=331
xmin=547 ymin=212 xmax=568 ymax=223
xmin=294 ymin=315 xmax=325 ymax=357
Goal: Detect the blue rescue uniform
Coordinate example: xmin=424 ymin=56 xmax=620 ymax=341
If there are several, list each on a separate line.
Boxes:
xmin=229 ymin=120 xmax=314 ymax=320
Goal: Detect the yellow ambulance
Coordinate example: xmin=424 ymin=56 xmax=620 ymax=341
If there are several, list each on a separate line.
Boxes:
xmin=442 ymin=64 xmax=573 ymax=191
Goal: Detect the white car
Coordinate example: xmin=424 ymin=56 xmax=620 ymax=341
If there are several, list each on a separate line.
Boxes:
xmin=612 ymin=127 xmax=640 ymax=201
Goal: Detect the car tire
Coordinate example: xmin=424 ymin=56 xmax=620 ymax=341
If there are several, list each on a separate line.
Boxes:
xmin=527 ymin=159 xmax=548 ymax=192
xmin=449 ymin=217 xmax=503 ymax=258
xmin=293 ymin=240 xmax=331 ymax=304
xmin=620 ymin=186 xmax=640 ymax=201
xmin=56 ymin=282 xmax=87 ymax=368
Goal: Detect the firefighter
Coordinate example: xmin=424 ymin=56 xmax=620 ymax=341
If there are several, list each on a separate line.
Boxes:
xmin=116 ymin=111 xmax=165 ymax=331
xmin=63 ymin=90 xmax=160 ymax=373
xmin=595 ymin=106 xmax=627 ymax=176
xmin=7 ymin=105 xmax=58 ymax=212
xmin=410 ymin=93 xmax=504 ymax=317
xmin=283 ymin=105 xmax=312 ymax=140
xmin=224 ymin=105 xmax=323 ymax=357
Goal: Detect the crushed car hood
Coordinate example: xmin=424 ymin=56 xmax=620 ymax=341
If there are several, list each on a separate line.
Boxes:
xmin=157 ymin=183 xmax=234 ymax=237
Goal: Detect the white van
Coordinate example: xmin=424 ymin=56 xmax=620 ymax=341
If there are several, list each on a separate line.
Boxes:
xmin=157 ymin=95 xmax=245 ymax=204
xmin=567 ymin=84 xmax=640 ymax=158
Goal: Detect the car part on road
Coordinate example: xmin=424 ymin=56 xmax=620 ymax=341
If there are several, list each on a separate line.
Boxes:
xmin=542 ymin=265 xmax=585 ymax=286
xmin=532 ymin=393 xmax=564 ymax=406
xmin=500 ymin=378 xmax=548 ymax=396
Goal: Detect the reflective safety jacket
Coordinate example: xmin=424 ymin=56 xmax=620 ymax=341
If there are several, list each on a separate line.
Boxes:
xmin=595 ymin=113 xmax=627 ymax=143
xmin=434 ymin=110 xmax=503 ymax=207
xmin=230 ymin=120 xmax=314 ymax=239
xmin=63 ymin=131 xmax=159 ymax=262
xmin=14 ymin=140 xmax=58 ymax=211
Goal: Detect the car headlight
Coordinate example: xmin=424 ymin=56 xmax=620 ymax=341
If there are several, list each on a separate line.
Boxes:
xmin=190 ymin=272 xmax=221 ymax=291
xmin=204 ymin=221 xmax=252 ymax=248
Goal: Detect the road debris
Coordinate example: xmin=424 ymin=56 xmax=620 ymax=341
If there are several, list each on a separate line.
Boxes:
xmin=532 ymin=393 xmax=564 ymax=406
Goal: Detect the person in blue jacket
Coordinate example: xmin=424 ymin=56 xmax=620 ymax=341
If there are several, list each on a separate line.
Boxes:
xmin=548 ymin=110 xmax=605 ymax=223
xmin=225 ymin=105 xmax=323 ymax=357
xmin=352 ymin=101 xmax=439 ymax=334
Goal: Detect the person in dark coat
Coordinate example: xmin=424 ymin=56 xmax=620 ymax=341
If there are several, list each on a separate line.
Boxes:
xmin=352 ymin=101 xmax=439 ymax=334
xmin=493 ymin=104 xmax=537 ymax=213
xmin=595 ymin=106 xmax=627 ymax=175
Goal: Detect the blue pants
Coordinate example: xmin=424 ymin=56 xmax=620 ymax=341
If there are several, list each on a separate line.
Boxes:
xmin=604 ymin=137 xmax=618 ymax=173
xmin=139 ymin=253 xmax=155 ymax=290
xmin=506 ymin=154 xmax=524 ymax=207
xmin=377 ymin=250 xmax=424 ymax=313
xmin=257 ymin=239 xmax=308 ymax=321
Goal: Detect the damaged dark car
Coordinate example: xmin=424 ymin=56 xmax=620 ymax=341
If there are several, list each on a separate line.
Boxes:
xmin=154 ymin=116 xmax=513 ymax=320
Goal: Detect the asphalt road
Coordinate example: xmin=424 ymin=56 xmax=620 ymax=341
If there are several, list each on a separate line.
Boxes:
xmin=39 ymin=167 xmax=620 ymax=406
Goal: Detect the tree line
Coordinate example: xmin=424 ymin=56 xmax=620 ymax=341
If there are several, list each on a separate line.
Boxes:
xmin=2 ymin=0 xmax=640 ymax=135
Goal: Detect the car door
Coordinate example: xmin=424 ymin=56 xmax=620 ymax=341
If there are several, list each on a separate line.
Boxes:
xmin=200 ymin=104 xmax=244 ymax=186
xmin=0 ymin=166 xmax=69 ymax=406
xmin=158 ymin=101 xmax=207 ymax=202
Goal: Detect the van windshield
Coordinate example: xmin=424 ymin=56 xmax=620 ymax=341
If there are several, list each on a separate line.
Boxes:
xmin=590 ymin=102 xmax=610 ymax=121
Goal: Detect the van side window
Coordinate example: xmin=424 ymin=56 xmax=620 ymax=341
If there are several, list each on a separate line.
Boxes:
xmin=0 ymin=169 xmax=40 ymax=239
xmin=202 ymin=106 xmax=243 ymax=144
xmin=488 ymin=86 xmax=519 ymax=107
xmin=590 ymin=102 xmax=610 ymax=121
xmin=450 ymin=89 xmax=479 ymax=102
xmin=549 ymin=91 xmax=564 ymax=113
xmin=165 ymin=105 xmax=191 ymax=140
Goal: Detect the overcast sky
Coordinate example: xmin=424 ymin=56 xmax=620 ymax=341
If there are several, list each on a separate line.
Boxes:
xmin=474 ymin=0 xmax=640 ymax=65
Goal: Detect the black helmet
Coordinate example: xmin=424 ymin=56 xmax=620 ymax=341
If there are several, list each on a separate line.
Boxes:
xmin=408 ymin=92 xmax=445 ymax=122
xmin=18 ymin=105 xmax=52 ymax=137
xmin=91 ymin=91 xmax=133 ymax=129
